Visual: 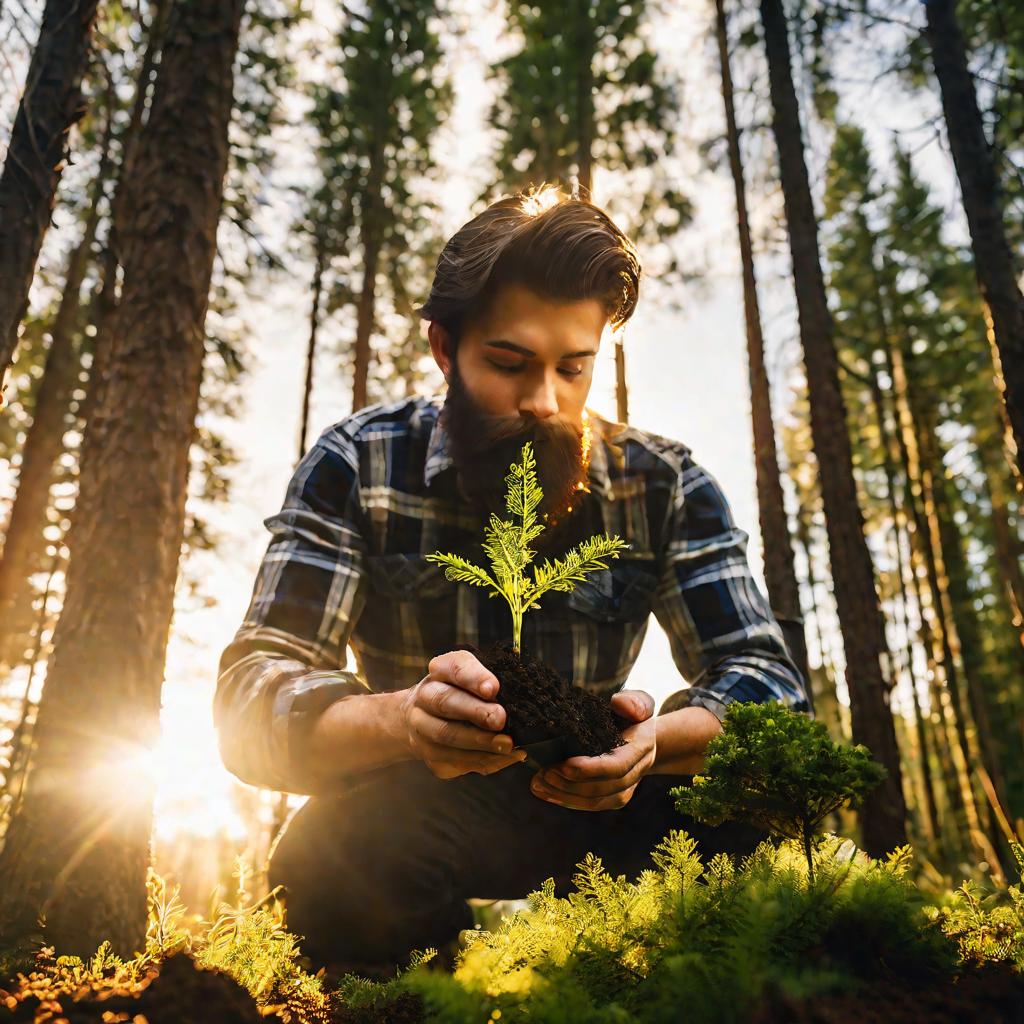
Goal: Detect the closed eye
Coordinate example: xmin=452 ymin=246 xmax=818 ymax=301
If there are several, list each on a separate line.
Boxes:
xmin=487 ymin=360 xmax=584 ymax=378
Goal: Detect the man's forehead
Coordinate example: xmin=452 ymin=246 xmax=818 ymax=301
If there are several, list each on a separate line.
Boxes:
xmin=469 ymin=282 xmax=607 ymax=345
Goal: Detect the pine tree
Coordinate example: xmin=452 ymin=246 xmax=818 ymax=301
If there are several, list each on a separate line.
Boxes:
xmin=0 ymin=0 xmax=245 ymax=956
xmin=485 ymin=0 xmax=692 ymax=425
xmin=713 ymin=0 xmax=810 ymax=692
xmin=0 ymin=59 xmax=119 ymax=670
xmin=758 ymin=0 xmax=906 ymax=856
xmin=923 ymin=0 xmax=1024 ymax=478
xmin=0 ymin=0 xmax=100 ymax=384
xmin=303 ymin=1 xmax=453 ymax=414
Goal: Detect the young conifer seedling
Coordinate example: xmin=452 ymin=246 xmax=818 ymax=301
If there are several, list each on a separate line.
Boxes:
xmin=426 ymin=440 xmax=628 ymax=653
xmin=672 ymin=701 xmax=887 ymax=884
xmin=426 ymin=440 xmax=631 ymax=765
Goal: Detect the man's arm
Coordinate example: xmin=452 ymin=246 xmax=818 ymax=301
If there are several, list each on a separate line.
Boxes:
xmin=216 ymin=428 xmax=525 ymax=794
xmin=215 ymin=427 xmax=382 ymax=794
xmin=648 ymin=446 xmax=811 ymax=772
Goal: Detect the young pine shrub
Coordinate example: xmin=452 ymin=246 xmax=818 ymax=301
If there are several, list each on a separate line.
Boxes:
xmin=671 ymin=701 xmax=887 ymax=883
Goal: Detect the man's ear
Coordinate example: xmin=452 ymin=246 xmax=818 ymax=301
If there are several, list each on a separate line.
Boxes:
xmin=427 ymin=321 xmax=454 ymax=381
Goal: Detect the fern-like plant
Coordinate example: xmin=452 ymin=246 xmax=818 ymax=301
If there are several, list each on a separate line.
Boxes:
xmin=426 ymin=440 xmax=628 ymax=651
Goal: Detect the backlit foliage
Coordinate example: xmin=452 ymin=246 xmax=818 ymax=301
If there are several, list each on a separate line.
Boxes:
xmin=427 ymin=441 xmax=628 ymax=651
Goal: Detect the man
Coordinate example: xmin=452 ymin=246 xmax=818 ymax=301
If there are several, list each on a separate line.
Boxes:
xmin=215 ymin=186 xmax=810 ymax=972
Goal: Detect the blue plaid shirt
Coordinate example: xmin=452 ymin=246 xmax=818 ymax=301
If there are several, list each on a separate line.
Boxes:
xmin=215 ymin=395 xmax=810 ymax=794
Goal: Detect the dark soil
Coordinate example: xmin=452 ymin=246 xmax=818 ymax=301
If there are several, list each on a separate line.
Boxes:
xmin=332 ymin=991 xmax=425 ymax=1024
xmin=0 ymin=951 xmax=266 ymax=1023
xmin=753 ymin=961 xmax=1024 ymax=1023
xmin=453 ymin=641 xmax=629 ymax=758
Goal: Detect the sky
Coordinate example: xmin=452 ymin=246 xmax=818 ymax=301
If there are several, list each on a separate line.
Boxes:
xmin=0 ymin=0 xmax=965 ymax=867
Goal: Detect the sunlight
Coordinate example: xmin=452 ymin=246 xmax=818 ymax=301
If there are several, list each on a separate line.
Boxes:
xmin=520 ymin=182 xmax=563 ymax=217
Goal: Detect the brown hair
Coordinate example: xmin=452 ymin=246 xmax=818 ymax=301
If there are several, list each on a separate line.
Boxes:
xmin=416 ymin=184 xmax=642 ymax=345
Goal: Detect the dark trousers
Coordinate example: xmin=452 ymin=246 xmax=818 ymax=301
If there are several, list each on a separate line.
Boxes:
xmin=268 ymin=759 xmax=768 ymax=970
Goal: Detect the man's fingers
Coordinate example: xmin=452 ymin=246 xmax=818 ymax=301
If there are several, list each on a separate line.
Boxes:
xmin=419 ymin=740 xmax=526 ymax=776
xmin=412 ymin=708 xmax=515 ymax=754
xmin=556 ymin=746 xmax=639 ymax=783
xmin=428 ymin=650 xmax=500 ymax=699
xmin=530 ymin=774 xmax=636 ymax=811
xmin=417 ymin=680 xmax=505 ymax=731
xmin=610 ymin=689 xmax=655 ymax=722
xmin=537 ymin=761 xmax=647 ymax=798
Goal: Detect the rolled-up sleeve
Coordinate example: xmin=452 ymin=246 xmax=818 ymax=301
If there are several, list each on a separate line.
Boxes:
xmin=215 ymin=428 xmax=372 ymax=793
xmin=651 ymin=449 xmax=811 ymax=722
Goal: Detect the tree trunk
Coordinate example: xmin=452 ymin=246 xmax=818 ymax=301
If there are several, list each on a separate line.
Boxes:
xmin=715 ymin=0 xmax=810 ymax=693
xmin=351 ymin=122 xmax=386 ymax=413
xmin=574 ymin=0 xmax=594 ymax=197
xmin=85 ymin=0 xmax=170 ymax=427
xmin=887 ymin=339 xmax=983 ymax=856
xmin=299 ymin=239 xmax=326 ymax=461
xmin=758 ymin=0 xmax=906 ymax=855
xmin=0 ymin=114 xmax=115 ymax=669
xmin=924 ymin=0 xmax=1024 ymax=479
xmin=0 ymin=554 xmax=60 ymax=838
xmin=977 ymin=436 xmax=1024 ymax=633
xmin=0 ymin=0 xmax=100 ymax=384
xmin=919 ymin=412 xmax=1017 ymax=876
xmin=864 ymin=366 xmax=941 ymax=843
xmin=793 ymin=501 xmax=843 ymax=740
xmin=0 ymin=0 xmax=243 ymax=956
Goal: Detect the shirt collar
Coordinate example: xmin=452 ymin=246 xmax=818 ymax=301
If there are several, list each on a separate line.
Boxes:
xmin=423 ymin=397 xmax=616 ymax=500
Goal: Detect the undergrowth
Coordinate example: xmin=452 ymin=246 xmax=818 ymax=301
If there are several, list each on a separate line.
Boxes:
xmin=1 ymin=833 xmax=1021 ymax=1023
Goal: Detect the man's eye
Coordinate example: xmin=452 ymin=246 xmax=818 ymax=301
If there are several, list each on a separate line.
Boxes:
xmin=488 ymin=361 xmax=525 ymax=374
xmin=559 ymin=366 xmax=584 ymax=377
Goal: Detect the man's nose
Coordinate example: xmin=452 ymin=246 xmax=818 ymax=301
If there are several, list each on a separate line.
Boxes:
xmin=519 ymin=375 xmax=559 ymax=419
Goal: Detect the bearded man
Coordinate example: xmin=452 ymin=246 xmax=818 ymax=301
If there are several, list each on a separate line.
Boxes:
xmin=215 ymin=186 xmax=811 ymax=973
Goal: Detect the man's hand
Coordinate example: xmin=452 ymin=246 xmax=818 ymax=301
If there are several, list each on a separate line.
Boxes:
xmin=400 ymin=650 xmax=527 ymax=780
xmin=529 ymin=689 xmax=657 ymax=811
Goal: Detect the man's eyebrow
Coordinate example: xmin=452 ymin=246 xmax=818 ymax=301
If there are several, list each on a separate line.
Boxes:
xmin=484 ymin=339 xmax=598 ymax=359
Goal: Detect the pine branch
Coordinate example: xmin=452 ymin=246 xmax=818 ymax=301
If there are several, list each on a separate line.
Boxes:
xmin=424 ymin=553 xmax=496 ymax=590
xmin=526 ymin=535 xmax=630 ymax=608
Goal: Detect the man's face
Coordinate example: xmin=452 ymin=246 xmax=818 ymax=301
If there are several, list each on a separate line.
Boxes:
xmin=427 ymin=281 xmax=608 ymax=533
xmin=434 ymin=281 xmax=605 ymax=428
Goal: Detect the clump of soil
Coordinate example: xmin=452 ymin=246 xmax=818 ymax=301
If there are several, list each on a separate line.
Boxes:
xmin=453 ymin=641 xmax=629 ymax=759
xmin=752 ymin=960 xmax=1024 ymax=1023
xmin=0 ymin=951 xmax=267 ymax=1023
xmin=333 ymin=991 xmax=425 ymax=1024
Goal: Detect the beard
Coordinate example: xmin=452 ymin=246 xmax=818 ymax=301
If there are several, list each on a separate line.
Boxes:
xmin=441 ymin=364 xmax=596 ymax=558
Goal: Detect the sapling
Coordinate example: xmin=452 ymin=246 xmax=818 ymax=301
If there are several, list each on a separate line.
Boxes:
xmin=426 ymin=440 xmax=630 ymax=763
xmin=671 ymin=701 xmax=887 ymax=883
xmin=426 ymin=440 xmax=628 ymax=653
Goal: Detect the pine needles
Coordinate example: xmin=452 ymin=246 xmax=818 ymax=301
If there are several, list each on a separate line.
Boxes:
xmin=427 ymin=441 xmax=627 ymax=651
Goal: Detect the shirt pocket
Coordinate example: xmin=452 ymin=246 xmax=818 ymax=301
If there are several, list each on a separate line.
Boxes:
xmin=566 ymin=560 xmax=659 ymax=623
xmin=365 ymin=552 xmax=456 ymax=601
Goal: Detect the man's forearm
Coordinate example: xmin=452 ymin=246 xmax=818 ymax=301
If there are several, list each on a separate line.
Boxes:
xmin=649 ymin=706 xmax=723 ymax=775
xmin=307 ymin=689 xmax=414 ymax=789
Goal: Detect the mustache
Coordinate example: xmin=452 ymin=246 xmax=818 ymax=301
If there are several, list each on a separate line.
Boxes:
xmin=440 ymin=371 xmax=588 ymax=522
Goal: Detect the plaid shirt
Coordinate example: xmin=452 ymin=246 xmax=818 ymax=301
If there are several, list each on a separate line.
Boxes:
xmin=215 ymin=394 xmax=810 ymax=794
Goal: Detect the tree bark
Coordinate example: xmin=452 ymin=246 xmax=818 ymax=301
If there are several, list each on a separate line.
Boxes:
xmin=924 ymin=0 xmax=1024 ymax=478
xmin=0 ymin=113 xmax=115 ymax=670
xmin=863 ymin=365 xmax=941 ymax=843
xmin=0 ymin=0 xmax=100 ymax=386
xmin=86 ymin=0 xmax=170 ymax=426
xmin=715 ymin=0 xmax=810 ymax=693
xmin=299 ymin=238 xmax=326 ymax=461
xmin=919 ymin=411 xmax=1017 ymax=876
xmin=0 ymin=0 xmax=243 ymax=956
xmin=351 ymin=119 xmax=386 ymax=413
xmin=574 ymin=0 xmax=594 ymax=197
xmin=977 ymin=437 xmax=1024 ymax=632
xmin=758 ymin=0 xmax=906 ymax=855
